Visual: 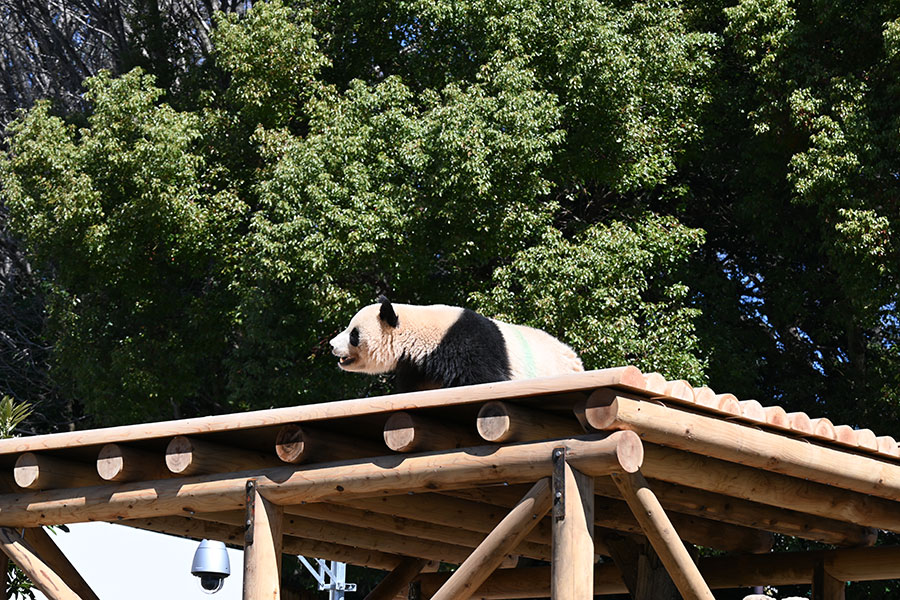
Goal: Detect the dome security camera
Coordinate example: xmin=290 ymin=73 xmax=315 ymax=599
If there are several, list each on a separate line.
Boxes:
xmin=191 ymin=539 xmax=231 ymax=594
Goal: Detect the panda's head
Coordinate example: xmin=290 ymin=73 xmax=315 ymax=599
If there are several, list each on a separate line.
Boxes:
xmin=329 ymin=296 xmax=400 ymax=374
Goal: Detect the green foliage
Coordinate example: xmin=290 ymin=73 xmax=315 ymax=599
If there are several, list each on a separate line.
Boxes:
xmin=473 ymin=215 xmax=706 ymax=382
xmin=0 ymin=396 xmax=32 ymax=438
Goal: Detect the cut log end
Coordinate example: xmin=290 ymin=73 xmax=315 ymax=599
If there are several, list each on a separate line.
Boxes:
xmin=275 ymin=424 xmax=307 ymax=464
xmin=383 ymin=412 xmax=418 ymax=452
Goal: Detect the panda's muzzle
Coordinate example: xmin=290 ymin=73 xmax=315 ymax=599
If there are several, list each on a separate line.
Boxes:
xmin=338 ymin=355 xmax=356 ymax=367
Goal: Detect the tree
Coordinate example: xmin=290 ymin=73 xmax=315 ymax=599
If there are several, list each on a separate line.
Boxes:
xmin=2 ymin=0 xmax=711 ymax=424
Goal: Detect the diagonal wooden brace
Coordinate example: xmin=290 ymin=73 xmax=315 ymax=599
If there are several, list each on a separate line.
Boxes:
xmin=430 ymin=477 xmax=552 ymax=600
xmin=611 ymin=470 xmax=714 ymax=600
xmin=0 ymin=526 xmax=100 ymax=600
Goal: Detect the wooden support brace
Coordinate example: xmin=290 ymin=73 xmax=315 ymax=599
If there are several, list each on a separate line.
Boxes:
xmin=476 ymin=401 xmax=581 ymax=443
xmin=611 ymin=470 xmax=714 ymax=600
xmin=363 ymin=558 xmax=428 ymax=600
xmin=0 ymin=527 xmax=94 ymax=600
xmin=551 ymin=453 xmax=595 ymax=600
xmin=243 ymin=481 xmax=283 ymax=600
xmin=383 ymin=412 xmax=482 ymax=453
xmin=430 ymin=477 xmax=552 ymax=600
xmin=14 ymin=453 xmax=103 ymax=490
xmin=602 ymin=534 xmax=678 ymax=600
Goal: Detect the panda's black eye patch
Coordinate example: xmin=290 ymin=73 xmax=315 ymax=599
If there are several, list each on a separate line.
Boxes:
xmin=349 ymin=327 xmax=360 ymax=347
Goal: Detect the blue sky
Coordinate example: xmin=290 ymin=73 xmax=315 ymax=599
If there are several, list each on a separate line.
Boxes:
xmin=31 ymin=522 xmax=244 ymax=600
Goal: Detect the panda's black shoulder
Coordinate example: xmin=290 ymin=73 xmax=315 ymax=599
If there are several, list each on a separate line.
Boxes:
xmin=413 ymin=308 xmax=511 ymax=388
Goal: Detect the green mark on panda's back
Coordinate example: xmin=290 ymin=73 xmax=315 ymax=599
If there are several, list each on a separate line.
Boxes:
xmin=511 ymin=327 xmax=537 ymax=378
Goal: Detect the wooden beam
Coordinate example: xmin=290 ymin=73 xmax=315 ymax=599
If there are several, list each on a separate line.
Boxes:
xmin=275 ymin=425 xmax=382 ymax=463
xmin=14 ymin=453 xmax=103 ymax=490
xmin=243 ymin=483 xmax=283 ymax=600
xmin=431 ymin=478 xmax=552 ymax=600
xmin=640 ymin=444 xmax=900 ymax=532
xmin=552 ymin=460 xmax=594 ymax=600
xmin=409 ymin=545 xmax=900 ymax=598
xmin=123 ymin=516 xmax=403 ymax=571
xmin=286 ymin=502 xmax=551 ymax=561
xmin=0 ymin=527 xmax=83 ymax=600
xmin=583 ymin=392 xmax=900 ymax=502
xmin=383 ymin=412 xmax=481 ymax=453
xmin=476 ymin=401 xmax=581 ymax=443
xmin=612 ymin=471 xmax=714 ymax=600
xmin=448 ymin=485 xmax=772 ymax=555
xmin=0 ymin=367 xmax=646 ymax=455
xmin=363 ymin=558 xmax=428 ymax=600
xmin=333 ymin=493 xmax=557 ymax=554
xmin=592 ymin=476 xmax=876 ymax=547
xmin=166 ymin=436 xmax=281 ymax=475
xmin=97 ymin=443 xmax=169 ymax=482
xmin=199 ymin=510 xmax=509 ymax=566
xmin=0 ymin=432 xmax=641 ymax=527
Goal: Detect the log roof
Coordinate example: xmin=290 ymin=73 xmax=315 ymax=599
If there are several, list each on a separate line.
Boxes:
xmin=1 ymin=366 xmax=899 ymax=598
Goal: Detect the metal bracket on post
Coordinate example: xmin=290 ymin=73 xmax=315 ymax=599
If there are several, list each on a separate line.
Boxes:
xmin=244 ymin=479 xmax=257 ymax=546
xmin=552 ymin=446 xmax=566 ymax=521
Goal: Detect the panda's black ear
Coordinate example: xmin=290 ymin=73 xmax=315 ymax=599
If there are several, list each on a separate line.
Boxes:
xmin=378 ymin=296 xmax=399 ymax=327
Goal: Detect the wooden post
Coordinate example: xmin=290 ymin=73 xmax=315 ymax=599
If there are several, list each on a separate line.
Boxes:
xmin=0 ymin=527 xmax=84 ymax=600
xmin=813 ymin=561 xmax=846 ymax=600
xmin=612 ymin=471 xmax=714 ymax=600
xmin=243 ymin=481 xmax=283 ymax=600
xmin=363 ymin=558 xmax=428 ymax=600
xmin=430 ymin=478 xmax=552 ymax=600
xmin=551 ymin=454 xmax=595 ymax=600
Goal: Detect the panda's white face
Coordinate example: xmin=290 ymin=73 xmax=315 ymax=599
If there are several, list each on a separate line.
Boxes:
xmin=329 ymin=303 xmax=398 ymax=374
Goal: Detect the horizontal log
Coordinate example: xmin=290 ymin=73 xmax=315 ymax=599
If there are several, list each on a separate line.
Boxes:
xmin=582 ymin=392 xmax=900 ymax=502
xmin=476 ymin=401 xmax=582 ymax=443
xmin=663 ymin=380 xmax=693 ymax=402
xmin=448 ymin=486 xmax=771 ymax=555
xmin=123 ymin=516 xmax=403 ymax=570
xmin=592 ymin=476 xmax=875 ymax=547
xmin=14 ymin=453 xmax=103 ymax=490
xmin=199 ymin=510 xmax=497 ymax=566
xmin=275 ymin=424 xmax=382 ymax=463
xmin=286 ymin=502 xmax=551 ymax=561
xmin=640 ymin=445 xmax=900 ymax=532
xmin=0 ymin=367 xmax=646 ymax=455
xmin=333 ymin=493 xmax=559 ymax=554
xmin=0 ymin=433 xmax=641 ymax=527
xmin=383 ymin=412 xmax=482 ymax=453
xmin=642 ymin=373 xmax=668 ymax=395
xmin=166 ymin=436 xmax=281 ymax=475
xmin=409 ymin=546 xmax=900 ymax=599
xmin=97 ymin=444 xmax=169 ymax=482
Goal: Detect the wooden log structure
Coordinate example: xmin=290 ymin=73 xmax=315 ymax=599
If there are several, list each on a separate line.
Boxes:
xmin=0 ymin=527 xmax=88 ymax=600
xmin=0 ymin=432 xmax=642 ymax=527
xmin=97 ymin=443 xmax=169 ymax=482
xmin=0 ymin=367 xmax=898 ymax=599
xmin=409 ymin=545 xmax=900 ymax=599
xmin=383 ymin=411 xmax=482 ymax=452
xmin=581 ymin=391 xmax=900 ymax=502
xmin=431 ymin=478 xmax=552 ymax=600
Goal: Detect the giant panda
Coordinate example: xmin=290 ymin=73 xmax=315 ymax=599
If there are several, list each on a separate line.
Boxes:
xmin=329 ymin=296 xmax=584 ymax=392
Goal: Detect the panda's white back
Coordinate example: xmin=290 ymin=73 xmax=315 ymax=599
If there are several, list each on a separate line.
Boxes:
xmin=493 ymin=320 xmax=584 ymax=379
